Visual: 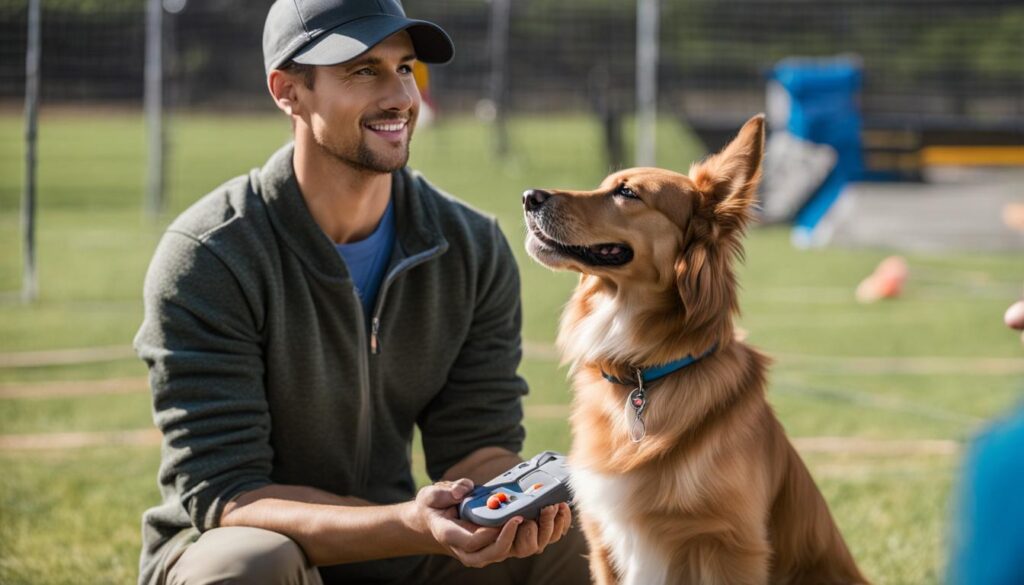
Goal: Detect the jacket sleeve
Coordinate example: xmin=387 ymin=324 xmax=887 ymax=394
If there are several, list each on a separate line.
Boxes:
xmin=134 ymin=230 xmax=273 ymax=532
xmin=419 ymin=219 xmax=528 ymax=481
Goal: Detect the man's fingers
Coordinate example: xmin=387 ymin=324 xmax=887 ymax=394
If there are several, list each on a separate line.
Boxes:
xmin=511 ymin=518 xmax=539 ymax=558
xmin=437 ymin=519 xmax=498 ymax=553
xmin=534 ymin=505 xmax=557 ymax=552
xmin=494 ymin=516 xmax=522 ymax=553
xmin=460 ymin=524 xmax=500 ymax=553
xmin=554 ymin=503 xmax=572 ymax=540
xmin=457 ymin=517 xmax=522 ymax=567
xmin=421 ymin=479 xmax=474 ymax=509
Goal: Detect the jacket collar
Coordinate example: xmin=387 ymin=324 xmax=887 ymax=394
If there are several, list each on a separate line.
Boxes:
xmin=255 ymin=143 xmax=448 ymax=282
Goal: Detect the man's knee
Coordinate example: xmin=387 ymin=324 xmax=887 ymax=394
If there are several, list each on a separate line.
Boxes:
xmin=166 ymin=527 xmax=322 ymax=585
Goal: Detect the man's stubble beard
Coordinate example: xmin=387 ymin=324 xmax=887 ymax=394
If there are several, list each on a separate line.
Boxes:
xmin=316 ymin=115 xmax=417 ymax=175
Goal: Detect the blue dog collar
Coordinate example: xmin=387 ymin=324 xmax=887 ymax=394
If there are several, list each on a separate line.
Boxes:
xmin=601 ymin=343 xmax=718 ymax=386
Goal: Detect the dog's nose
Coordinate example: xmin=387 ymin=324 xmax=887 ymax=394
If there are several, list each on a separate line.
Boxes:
xmin=523 ymin=189 xmax=550 ymax=212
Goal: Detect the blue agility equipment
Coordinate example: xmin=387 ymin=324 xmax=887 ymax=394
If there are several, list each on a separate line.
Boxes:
xmin=771 ymin=56 xmax=864 ymax=246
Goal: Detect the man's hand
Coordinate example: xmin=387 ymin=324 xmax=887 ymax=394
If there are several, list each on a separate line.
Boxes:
xmin=406 ymin=478 xmax=573 ymax=568
xmin=507 ymin=499 xmax=572 ymax=559
xmin=1005 ymin=298 xmax=1024 ymax=344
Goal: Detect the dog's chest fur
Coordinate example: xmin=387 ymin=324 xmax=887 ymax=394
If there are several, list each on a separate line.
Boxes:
xmin=571 ymin=466 xmax=672 ymax=585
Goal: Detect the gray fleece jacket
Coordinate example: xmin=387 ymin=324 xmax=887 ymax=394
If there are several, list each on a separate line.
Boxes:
xmin=134 ymin=143 xmax=527 ymax=585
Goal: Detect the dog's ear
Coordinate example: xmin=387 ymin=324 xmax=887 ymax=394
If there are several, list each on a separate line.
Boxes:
xmin=674 ymin=241 xmax=736 ymax=338
xmin=688 ymin=114 xmax=765 ymax=235
xmin=674 ymin=115 xmax=762 ymax=335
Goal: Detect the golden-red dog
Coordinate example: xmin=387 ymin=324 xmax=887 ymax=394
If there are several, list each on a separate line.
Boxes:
xmin=522 ymin=115 xmax=867 ymax=585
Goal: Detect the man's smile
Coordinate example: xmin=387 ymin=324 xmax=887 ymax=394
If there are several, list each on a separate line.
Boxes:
xmin=363 ymin=118 xmax=409 ymax=142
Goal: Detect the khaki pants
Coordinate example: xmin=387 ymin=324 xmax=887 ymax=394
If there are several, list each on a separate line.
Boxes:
xmin=163 ymin=524 xmax=591 ymax=585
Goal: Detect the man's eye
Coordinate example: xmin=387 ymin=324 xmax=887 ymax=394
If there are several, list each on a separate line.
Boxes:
xmin=398 ymin=64 xmax=414 ymax=74
xmin=355 ymin=68 xmax=375 ymax=76
xmin=615 ymin=184 xmax=639 ymax=199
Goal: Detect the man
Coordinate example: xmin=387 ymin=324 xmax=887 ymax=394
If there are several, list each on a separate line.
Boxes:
xmin=134 ymin=1 xmax=589 ymax=583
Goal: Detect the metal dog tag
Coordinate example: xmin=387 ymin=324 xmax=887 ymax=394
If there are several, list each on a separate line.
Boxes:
xmin=626 ymin=371 xmax=647 ymax=443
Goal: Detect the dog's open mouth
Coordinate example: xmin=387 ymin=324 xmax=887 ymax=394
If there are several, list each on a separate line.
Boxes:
xmin=529 ymin=225 xmax=634 ymax=267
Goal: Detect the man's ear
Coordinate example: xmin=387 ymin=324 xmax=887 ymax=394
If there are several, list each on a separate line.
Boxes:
xmin=267 ymin=70 xmax=302 ymax=117
xmin=687 ymin=114 xmax=766 ymax=234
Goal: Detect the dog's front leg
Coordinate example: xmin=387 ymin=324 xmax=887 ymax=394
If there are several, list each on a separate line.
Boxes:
xmin=670 ymin=535 xmax=770 ymax=585
xmin=579 ymin=513 xmax=619 ymax=585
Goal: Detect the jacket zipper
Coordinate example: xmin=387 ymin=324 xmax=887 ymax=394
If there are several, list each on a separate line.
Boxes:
xmin=370 ymin=317 xmax=380 ymax=354
xmin=352 ymin=287 xmax=373 ymax=490
xmin=367 ymin=245 xmax=448 ymax=355
xmin=353 ymin=243 xmax=448 ymax=489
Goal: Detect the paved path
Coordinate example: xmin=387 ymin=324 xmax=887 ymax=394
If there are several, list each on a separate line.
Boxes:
xmin=823 ymin=168 xmax=1024 ymax=252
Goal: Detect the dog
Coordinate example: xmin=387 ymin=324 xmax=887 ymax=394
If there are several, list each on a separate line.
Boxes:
xmin=522 ymin=115 xmax=868 ymax=585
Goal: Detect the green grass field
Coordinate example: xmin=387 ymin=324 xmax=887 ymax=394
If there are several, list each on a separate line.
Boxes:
xmin=0 ymin=111 xmax=1022 ymax=584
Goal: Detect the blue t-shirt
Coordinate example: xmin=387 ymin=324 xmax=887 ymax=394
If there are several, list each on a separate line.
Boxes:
xmin=334 ymin=198 xmax=396 ymax=318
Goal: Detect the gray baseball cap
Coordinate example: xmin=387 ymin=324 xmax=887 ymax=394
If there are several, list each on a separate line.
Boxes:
xmin=263 ymin=0 xmax=455 ymax=74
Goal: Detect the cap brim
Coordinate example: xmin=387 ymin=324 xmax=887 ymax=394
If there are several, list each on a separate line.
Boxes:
xmin=291 ymin=15 xmax=454 ymax=67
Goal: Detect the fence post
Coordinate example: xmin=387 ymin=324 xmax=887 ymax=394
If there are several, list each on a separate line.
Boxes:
xmin=22 ymin=0 xmax=41 ymax=303
xmin=489 ymin=0 xmax=511 ymax=157
xmin=145 ymin=0 xmax=165 ymax=218
xmin=635 ymin=0 xmax=659 ymax=167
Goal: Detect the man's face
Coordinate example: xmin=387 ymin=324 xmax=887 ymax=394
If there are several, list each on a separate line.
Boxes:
xmin=298 ymin=31 xmax=421 ymax=174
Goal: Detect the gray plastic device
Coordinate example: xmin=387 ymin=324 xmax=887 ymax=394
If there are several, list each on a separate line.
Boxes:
xmin=457 ymin=451 xmax=572 ymax=527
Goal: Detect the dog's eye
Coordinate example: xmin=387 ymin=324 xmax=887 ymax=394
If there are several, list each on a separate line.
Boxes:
xmin=615 ymin=184 xmax=639 ymax=200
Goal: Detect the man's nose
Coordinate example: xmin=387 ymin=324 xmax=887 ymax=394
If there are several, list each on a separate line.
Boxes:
xmin=523 ymin=189 xmax=551 ymax=212
xmin=380 ymin=76 xmax=417 ymax=112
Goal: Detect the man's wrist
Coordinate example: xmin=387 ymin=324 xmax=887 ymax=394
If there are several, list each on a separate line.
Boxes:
xmin=399 ymin=499 xmax=446 ymax=556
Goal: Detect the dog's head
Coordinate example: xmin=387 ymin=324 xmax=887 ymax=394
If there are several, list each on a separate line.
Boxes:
xmin=524 ymin=114 xmax=765 ymax=364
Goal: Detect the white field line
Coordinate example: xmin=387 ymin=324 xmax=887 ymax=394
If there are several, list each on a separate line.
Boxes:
xmin=740 ymin=283 xmax=1021 ymax=304
xmin=772 ymin=352 xmax=1024 ymax=375
xmin=0 ymin=377 xmax=149 ymax=399
xmin=0 ymin=429 xmax=161 ymax=450
xmin=0 ymin=426 xmax=959 ymax=457
xmin=0 ymin=345 xmax=136 ymax=367
xmin=772 ymin=381 xmax=983 ymax=426
xmin=524 ymin=404 xmax=963 ymax=456
xmin=523 ymin=341 xmax=1024 ymax=375
xmin=790 ymin=436 xmax=959 ymax=456
xmin=1 ymin=341 xmax=1017 ymax=375
xmin=529 ymin=391 xmax=981 ymax=436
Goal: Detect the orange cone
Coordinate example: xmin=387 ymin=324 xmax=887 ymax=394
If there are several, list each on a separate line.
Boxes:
xmin=855 ymin=256 xmax=908 ymax=303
